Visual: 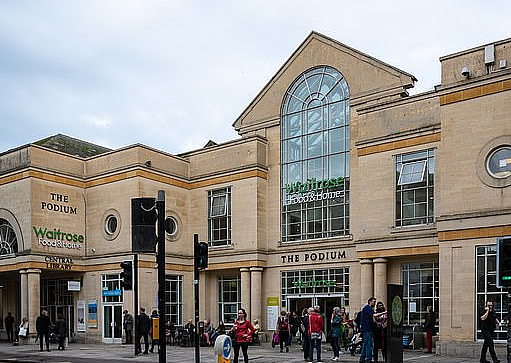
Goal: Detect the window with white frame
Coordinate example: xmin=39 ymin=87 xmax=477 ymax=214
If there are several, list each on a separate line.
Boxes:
xmin=218 ymin=276 xmax=240 ymax=326
xmin=208 ymin=188 xmax=231 ymax=247
xmin=401 ymin=262 xmax=439 ymax=327
xmin=281 ymin=66 xmax=350 ymax=242
xmin=476 ymin=245 xmax=507 ymax=340
xmin=395 ymin=149 xmax=434 ymax=227
xmin=101 ymin=274 xmax=123 ymax=303
xmin=165 ymin=275 xmax=183 ymax=325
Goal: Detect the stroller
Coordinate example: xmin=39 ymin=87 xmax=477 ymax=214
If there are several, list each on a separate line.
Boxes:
xmin=346 ymin=332 xmax=363 ymax=356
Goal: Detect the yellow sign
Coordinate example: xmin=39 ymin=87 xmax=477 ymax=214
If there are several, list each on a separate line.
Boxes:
xmin=267 ymin=297 xmax=279 ymax=306
xmin=218 ymin=357 xmax=230 ymax=363
xmin=152 ymin=318 xmax=159 ymax=340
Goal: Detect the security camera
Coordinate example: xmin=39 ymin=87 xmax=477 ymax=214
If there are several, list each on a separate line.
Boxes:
xmin=461 ymin=66 xmax=470 ymax=78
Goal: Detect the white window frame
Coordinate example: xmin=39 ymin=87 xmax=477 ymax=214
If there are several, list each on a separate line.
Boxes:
xmin=398 ymin=160 xmax=427 ymax=186
xmin=218 ymin=276 xmax=241 ymax=326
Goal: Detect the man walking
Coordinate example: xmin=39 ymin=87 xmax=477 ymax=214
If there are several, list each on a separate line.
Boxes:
xmin=123 ymin=310 xmax=133 ymax=344
xmin=359 ymin=297 xmax=386 ymax=363
xmin=36 ymin=310 xmax=51 ymax=352
xmin=136 ymin=308 xmax=151 ymax=355
xmin=480 ymin=301 xmax=500 ymax=363
xmin=4 ymin=312 xmax=15 ymax=343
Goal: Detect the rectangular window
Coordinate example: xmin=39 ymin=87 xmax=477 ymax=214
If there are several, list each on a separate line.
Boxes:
xmin=218 ymin=276 xmax=241 ymax=326
xmin=401 ymin=262 xmax=439 ymax=327
xmin=101 ymin=274 xmax=123 ymax=303
xmin=395 ymin=150 xmax=434 ymax=227
xmin=208 ymin=187 xmax=231 ymax=247
xmin=165 ymin=275 xmax=183 ymax=325
xmin=476 ymin=246 xmax=507 ymax=341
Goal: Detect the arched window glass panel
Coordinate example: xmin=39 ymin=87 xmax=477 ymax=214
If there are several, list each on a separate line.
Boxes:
xmin=281 ymin=66 xmax=350 ymax=242
xmin=0 ymin=219 xmax=18 ymax=255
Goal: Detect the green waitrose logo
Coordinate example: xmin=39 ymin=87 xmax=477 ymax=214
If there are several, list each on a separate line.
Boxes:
xmin=33 ymin=226 xmax=84 ymax=250
xmin=284 ymin=177 xmax=345 ymax=206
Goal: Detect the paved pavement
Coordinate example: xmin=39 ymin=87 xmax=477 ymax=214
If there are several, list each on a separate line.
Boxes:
xmin=0 ymin=340 xmax=483 ymax=363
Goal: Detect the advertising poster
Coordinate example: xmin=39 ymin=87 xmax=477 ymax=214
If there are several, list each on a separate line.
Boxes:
xmin=77 ymin=301 xmax=86 ymax=332
xmin=267 ymin=296 xmax=279 ymax=331
xmin=87 ymin=300 xmax=98 ymax=328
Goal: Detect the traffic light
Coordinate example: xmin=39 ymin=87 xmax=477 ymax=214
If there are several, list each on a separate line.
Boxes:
xmin=194 ymin=241 xmax=208 ymax=270
xmin=131 ymin=198 xmax=157 ymax=252
xmin=497 ymin=237 xmax=511 ymax=288
xmin=120 ymin=261 xmax=133 ymax=290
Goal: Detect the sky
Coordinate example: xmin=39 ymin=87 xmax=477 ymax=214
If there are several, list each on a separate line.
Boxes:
xmin=1 ymin=1 xmax=510 ymax=155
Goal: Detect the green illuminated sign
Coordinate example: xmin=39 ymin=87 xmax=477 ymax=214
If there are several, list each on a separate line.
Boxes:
xmin=502 ymin=276 xmax=511 ymax=280
xmin=285 ymin=177 xmax=344 ymax=195
xmin=292 ymin=279 xmax=337 ymax=288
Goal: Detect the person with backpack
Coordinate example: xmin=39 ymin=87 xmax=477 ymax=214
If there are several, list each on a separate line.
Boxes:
xmin=276 ymin=309 xmax=290 ymax=353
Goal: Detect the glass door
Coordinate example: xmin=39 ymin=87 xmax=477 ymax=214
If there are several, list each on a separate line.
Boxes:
xmin=103 ymin=305 xmax=123 ymax=343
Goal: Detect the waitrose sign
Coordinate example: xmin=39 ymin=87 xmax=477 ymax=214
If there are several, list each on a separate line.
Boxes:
xmin=33 ymin=226 xmax=84 ymax=250
xmin=284 ymin=177 xmax=345 ymax=206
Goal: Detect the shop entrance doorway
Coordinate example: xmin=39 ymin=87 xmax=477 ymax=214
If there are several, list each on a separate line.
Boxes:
xmin=41 ymin=279 xmax=75 ymax=342
xmin=103 ymin=304 xmax=123 ymax=343
xmin=287 ymin=295 xmax=345 ymax=332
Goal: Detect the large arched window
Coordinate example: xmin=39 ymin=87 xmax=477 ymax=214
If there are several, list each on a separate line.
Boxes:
xmin=281 ymin=66 xmax=350 ymax=242
xmin=0 ymin=218 xmax=18 ymax=255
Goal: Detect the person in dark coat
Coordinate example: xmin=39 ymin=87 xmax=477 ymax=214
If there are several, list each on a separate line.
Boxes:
xmin=36 ymin=310 xmax=51 ymax=352
xmin=123 ymin=310 xmax=133 ymax=344
xmin=54 ymin=313 xmax=67 ymax=350
xmin=423 ymin=306 xmax=436 ymax=353
xmin=480 ymin=301 xmax=500 ymax=363
xmin=136 ymin=308 xmax=151 ymax=355
xmin=5 ymin=312 xmax=15 ymax=343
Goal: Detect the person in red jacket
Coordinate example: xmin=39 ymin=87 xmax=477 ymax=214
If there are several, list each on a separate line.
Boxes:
xmin=308 ymin=306 xmax=324 ymax=363
xmin=232 ymin=308 xmax=255 ymax=363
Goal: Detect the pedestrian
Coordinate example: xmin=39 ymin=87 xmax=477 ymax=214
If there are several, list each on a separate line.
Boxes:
xmin=5 ymin=312 xmax=15 ymax=343
xmin=276 ymin=309 xmax=290 ymax=353
xmin=149 ymin=310 xmax=159 ymax=353
xmin=373 ymin=302 xmax=388 ymax=363
xmin=330 ymin=307 xmax=343 ymax=361
xmin=308 ymin=305 xmax=324 ymax=363
xmin=232 ymin=308 xmax=255 ymax=363
xmin=301 ymin=308 xmax=310 ymax=361
xmin=480 ymin=301 xmax=500 ymax=363
xmin=55 ymin=313 xmax=67 ymax=350
xmin=17 ymin=318 xmax=29 ymax=343
xmin=423 ymin=305 xmax=436 ymax=353
xmin=36 ymin=310 xmax=51 ymax=352
xmin=123 ymin=310 xmax=133 ymax=344
xmin=136 ymin=307 xmax=151 ymax=355
xmin=359 ymin=297 xmax=386 ymax=363
xmin=340 ymin=307 xmax=349 ymax=349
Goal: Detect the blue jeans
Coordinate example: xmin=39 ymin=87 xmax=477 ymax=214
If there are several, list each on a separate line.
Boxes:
xmin=309 ymin=338 xmax=321 ymax=361
xmin=360 ymin=331 xmax=373 ymax=363
xmin=332 ymin=335 xmax=340 ymax=357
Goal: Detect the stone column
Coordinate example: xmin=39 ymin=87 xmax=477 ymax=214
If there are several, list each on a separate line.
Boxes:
xmin=20 ymin=270 xmax=28 ymax=320
xmin=27 ymin=269 xmax=41 ymax=329
xmin=250 ymin=267 xmax=263 ymax=324
xmin=360 ymin=259 xmax=374 ymax=304
xmin=373 ymin=258 xmax=388 ymax=306
xmin=240 ymin=268 xmax=251 ymax=320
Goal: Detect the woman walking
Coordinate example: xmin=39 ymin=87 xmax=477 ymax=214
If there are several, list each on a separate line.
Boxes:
xmin=373 ymin=302 xmax=388 ymax=363
xmin=232 ymin=308 xmax=255 ymax=363
xmin=424 ymin=306 xmax=436 ymax=353
xmin=330 ymin=307 xmax=343 ymax=361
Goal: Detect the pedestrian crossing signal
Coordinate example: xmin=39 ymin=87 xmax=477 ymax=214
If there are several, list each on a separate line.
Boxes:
xmin=497 ymin=237 xmax=511 ymax=288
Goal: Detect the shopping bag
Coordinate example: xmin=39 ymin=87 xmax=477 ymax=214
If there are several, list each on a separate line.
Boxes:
xmin=271 ymin=332 xmax=280 ymax=348
xmin=19 ymin=327 xmax=27 ymax=337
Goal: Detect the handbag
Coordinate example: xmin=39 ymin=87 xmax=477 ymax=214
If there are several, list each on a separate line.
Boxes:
xmin=19 ymin=327 xmax=27 ymax=337
xmin=271 ymin=332 xmax=280 ymax=348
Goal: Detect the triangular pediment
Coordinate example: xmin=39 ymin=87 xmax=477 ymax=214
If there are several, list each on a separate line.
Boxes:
xmin=233 ymin=31 xmax=416 ymax=136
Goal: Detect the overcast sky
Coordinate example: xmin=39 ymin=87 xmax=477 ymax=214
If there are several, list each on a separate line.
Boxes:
xmin=1 ymin=1 xmax=510 ymax=155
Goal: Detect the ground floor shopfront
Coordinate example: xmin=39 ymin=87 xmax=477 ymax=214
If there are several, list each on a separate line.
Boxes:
xmin=0 ymin=238 xmax=509 ymax=357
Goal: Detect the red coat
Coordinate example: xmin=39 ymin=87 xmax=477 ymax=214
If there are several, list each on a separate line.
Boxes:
xmin=308 ymin=312 xmax=324 ymax=336
xmin=233 ymin=319 xmax=255 ymax=343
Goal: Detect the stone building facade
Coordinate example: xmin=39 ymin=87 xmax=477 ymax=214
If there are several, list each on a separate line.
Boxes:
xmin=0 ymin=32 xmax=510 ymax=356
